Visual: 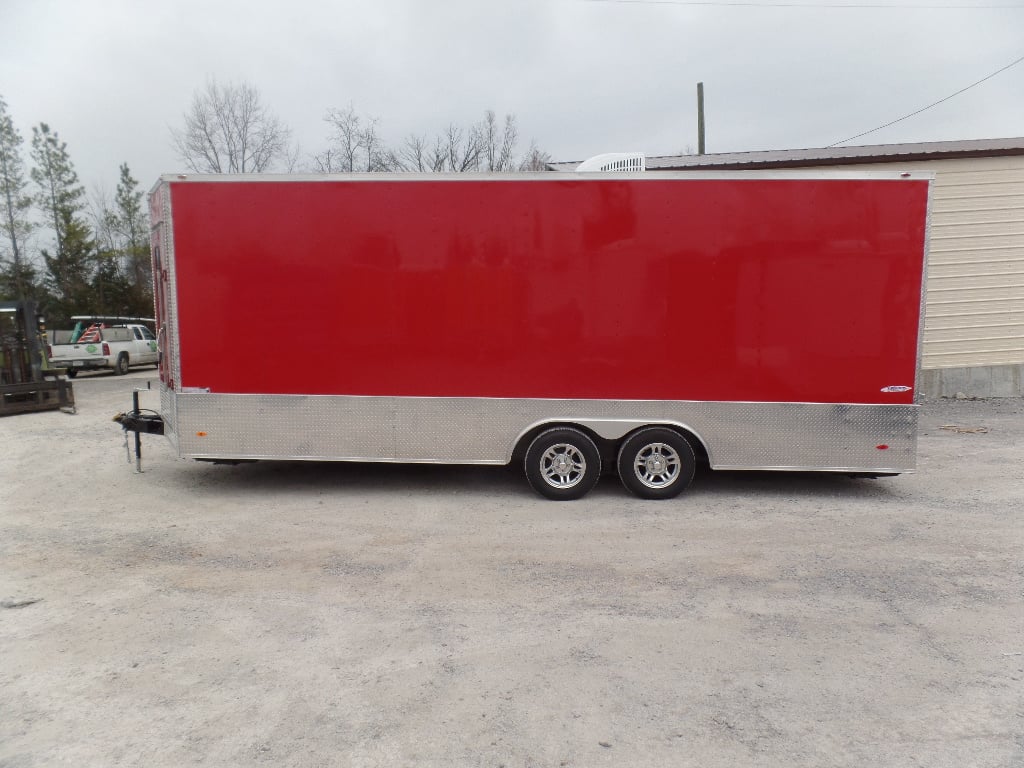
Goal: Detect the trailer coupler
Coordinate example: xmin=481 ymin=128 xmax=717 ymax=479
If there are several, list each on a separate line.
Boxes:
xmin=113 ymin=410 xmax=164 ymax=435
xmin=113 ymin=388 xmax=164 ymax=473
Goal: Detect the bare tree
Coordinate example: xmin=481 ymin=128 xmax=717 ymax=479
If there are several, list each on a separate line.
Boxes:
xmin=480 ymin=110 xmax=518 ymax=171
xmin=171 ymin=79 xmax=292 ymax=173
xmin=87 ymin=183 xmax=116 ymax=256
xmin=437 ymin=111 xmax=519 ymax=172
xmin=310 ymin=148 xmax=339 ymax=174
xmin=315 ymin=105 xmax=398 ymax=172
xmin=87 ymin=183 xmax=122 ymax=315
xmin=444 ymin=123 xmax=482 ymax=172
xmin=518 ymin=141 xmax=553 ymax=171
xmin=372 ymin=146 xmax=405 ymax=173
xmin=360 ymin=114 xmax=384 ymax=171
xmin=316 ymin=105 xmax=363 ymax=172
xmin=393 ymin=134 xmax=447 ymax=172
xmin=283 ymin=142 xmax=302 ymax=173
xmin=312 ymin=107 xmax=548 ymax=175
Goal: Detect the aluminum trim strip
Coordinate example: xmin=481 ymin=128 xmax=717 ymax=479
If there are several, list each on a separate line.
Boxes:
xmin=189 ymin=454 xmax=508 ymax=465
xmin=712 ymin=465 xmax=914 ymax=474
xmin=160 ymin=170 xmax=934 ymax=184
xmin=161 ymin=393 xmax=921 ymax=411
xmin=916 ymin=180 xmax=933 ymax=393
xmin=151 ymin=182 xmax=183 ymax=393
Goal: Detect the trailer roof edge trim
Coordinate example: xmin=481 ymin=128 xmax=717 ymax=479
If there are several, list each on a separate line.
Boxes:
xmin=157 ymin=170 xmax=935 ymax=183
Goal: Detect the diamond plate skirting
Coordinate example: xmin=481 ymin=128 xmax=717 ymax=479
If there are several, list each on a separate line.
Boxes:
xmin=160 ymin=384 xmax=178 ymax=451
xmin=163 ymin=391 xmax=918 ymax=473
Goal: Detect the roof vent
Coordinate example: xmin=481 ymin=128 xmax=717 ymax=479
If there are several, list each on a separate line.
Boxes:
xmin=576 ymin=152 xmax=646 ymax=173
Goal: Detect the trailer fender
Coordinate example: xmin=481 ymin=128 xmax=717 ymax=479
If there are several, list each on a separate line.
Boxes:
xmin=508 ymin=418 xmax=712 ymax=465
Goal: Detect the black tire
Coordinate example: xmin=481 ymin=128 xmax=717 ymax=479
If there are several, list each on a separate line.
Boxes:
xmin=524 ymin=427 xmax=602 ymax=501
xmin=65 ymin=368 xmax=78 ymax=379
xmin=114 ymin=353 xmax=129 ymax=375
xmin=617 ymin=427 xmax=696 ymax=500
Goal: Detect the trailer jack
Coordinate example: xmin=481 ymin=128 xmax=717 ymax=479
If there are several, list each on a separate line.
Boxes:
xmin=113 ymin=388 xmax=163 ymax=473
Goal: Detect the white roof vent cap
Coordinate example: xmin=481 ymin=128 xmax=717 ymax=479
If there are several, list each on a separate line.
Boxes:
xmin=576 ymin=152 xmax=646 ymax=173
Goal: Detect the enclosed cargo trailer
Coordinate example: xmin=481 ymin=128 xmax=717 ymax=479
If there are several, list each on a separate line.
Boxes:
xmin=133 ymin=171 xmax=930 ymax=499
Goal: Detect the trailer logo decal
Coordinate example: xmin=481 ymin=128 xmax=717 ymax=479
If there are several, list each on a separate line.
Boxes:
xmin=880 ymin=385 xmax=912 ymax=393
xmin=86 ymin=344 xmax=97 ymax=353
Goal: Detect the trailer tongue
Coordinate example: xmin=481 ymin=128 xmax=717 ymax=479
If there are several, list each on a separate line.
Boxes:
xmin=120 ymin=169 xmax=930 ymax=499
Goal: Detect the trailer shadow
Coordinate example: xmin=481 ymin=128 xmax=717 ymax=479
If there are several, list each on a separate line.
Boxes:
xmin=688 ymin=465 xmax=902 ymax=500
xmin=167 ymin=458 xmax=903 ymax=503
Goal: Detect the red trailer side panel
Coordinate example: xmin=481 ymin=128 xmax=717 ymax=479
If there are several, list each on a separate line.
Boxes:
xmin=168 ymin=178 xmax=927 ymax=405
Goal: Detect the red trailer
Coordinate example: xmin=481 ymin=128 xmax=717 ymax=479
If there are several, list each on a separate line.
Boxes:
xmin=130 ymin=170 xmax=930 ymax=499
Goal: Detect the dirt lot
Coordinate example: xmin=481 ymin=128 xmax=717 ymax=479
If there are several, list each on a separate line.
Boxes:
xmin=1 ymin=371 xmax=1022 ymax=767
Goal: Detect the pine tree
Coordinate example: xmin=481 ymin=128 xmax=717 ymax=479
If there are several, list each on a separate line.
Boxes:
xmin=0 ymin=96 xmax=36 ymax=301
xmin=92 ymin=241 xmax=133 ymax=317
xmin=114 ymin=163 xmax=152 ymax=317
xmin=30 ymin=123 xmax=94 ymax=325
xmin=88 ymin=163 xmax=151 ymax=319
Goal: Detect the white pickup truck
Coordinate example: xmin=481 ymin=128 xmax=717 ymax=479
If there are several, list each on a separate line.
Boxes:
xmin=49 ymin=316 xmax=158 ymax=377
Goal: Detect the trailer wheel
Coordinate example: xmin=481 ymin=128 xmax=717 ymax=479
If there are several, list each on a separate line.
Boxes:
xmin=114 ymin=353 xmax=129 ymax=375
xmin=524 ymin=427 xmax=601 ymax=501
xmin=617 ymin=427 xmax=696 ymax=500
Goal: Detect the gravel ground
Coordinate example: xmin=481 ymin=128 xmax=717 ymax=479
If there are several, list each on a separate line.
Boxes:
xmin=1 ymin=371 xmax=1022 ymax=767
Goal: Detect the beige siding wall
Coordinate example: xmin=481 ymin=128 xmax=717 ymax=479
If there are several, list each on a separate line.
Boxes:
xmin=819 ymin=156 xmax=1024 ymax=370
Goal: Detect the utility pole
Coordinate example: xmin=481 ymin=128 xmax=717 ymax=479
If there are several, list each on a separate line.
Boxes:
xmin=697 ymin=82 xmax=706 ymax=155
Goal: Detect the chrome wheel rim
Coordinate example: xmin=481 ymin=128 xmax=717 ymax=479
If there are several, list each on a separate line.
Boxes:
xmin=540 ymin=443 xmax=587 ymax=489
xmin=633 ymin=442 xmax=681 ymax=489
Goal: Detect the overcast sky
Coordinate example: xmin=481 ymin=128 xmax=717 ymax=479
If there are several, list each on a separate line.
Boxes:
xmin=2 ymin=0 xmax=1023 ymax=193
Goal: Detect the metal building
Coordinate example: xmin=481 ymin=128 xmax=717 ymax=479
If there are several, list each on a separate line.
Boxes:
xmin=552 ymin=138 xmax=1024 ymax=397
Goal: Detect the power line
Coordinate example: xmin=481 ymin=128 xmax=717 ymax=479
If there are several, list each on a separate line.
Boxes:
xmin=828 ymin=53 xmax=1024 ymax=146
xmin=584 ymin=1 xmax=1024 ymax=8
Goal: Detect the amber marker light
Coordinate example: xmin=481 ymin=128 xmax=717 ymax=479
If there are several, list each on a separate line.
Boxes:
xmin=196 ymin=431 xmax=207 ymax=437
